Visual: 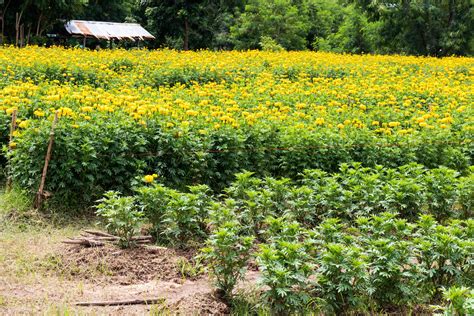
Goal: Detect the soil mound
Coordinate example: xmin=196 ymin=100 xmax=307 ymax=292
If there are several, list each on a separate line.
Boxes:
xmin=59 ymin=244 xmax=184 ymax=284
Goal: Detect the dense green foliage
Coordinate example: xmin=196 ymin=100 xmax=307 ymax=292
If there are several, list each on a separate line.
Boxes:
xmin=97 ymin=168 xmax=473 ymax=313
xmin=7 ymin=117 xmax=471 ymax=208
xmin=1 ymin=0 xmax=472 ymax=55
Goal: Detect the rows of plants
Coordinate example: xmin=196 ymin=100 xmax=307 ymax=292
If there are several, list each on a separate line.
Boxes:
xmin=0 ymin=48 xmax=472 ymax=206
xmin=2 ymin=47 xmax=472 ymax=89
xmin=96 ymin=166 xmax=473 ymax=314
xmin=6 ymin=115 xmax=472 ymax=206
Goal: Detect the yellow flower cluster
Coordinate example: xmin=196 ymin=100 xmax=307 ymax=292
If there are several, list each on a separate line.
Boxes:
xmin=0 ymin=46 xmax=472 ymax=142
xmin=143 ymin=174 xmax=159 ymax=183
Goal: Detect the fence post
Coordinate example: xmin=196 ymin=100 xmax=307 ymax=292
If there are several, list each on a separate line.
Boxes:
xmin=34 ymin=111 xmax=59 ymax=209
xmin=6 ymin=109 xmax=17 ymax=192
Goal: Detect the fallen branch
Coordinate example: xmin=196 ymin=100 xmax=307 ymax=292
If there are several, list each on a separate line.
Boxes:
xmin=83 ymin=230 xmax=115 ymax=238
xmin=62 ymin=239 xmax=104 ymax=247
xmin=63 ymin=231 xmax=153 ymax=248
xmin=75 ymin=298 xmax=164 ymax=306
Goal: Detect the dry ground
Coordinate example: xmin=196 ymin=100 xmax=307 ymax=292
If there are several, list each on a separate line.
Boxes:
xmin=0 ymin=223 xmax=239 ymax=315
xmin=0 ymin=191 xmax=258 ymax=315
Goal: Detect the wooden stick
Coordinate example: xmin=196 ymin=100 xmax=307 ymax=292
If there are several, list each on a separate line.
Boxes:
xmin=83 ymin=230 xmax=115 ymax=237
xmin=62 ymin=239 xmax=104 ymax=247
xmin=6 ymin=109 xmax=17 ymax=191
xmin=93 ymin=236 xmax=152 ymax=241
xmin=75 ymin=298 xmax=164 ymax=306
xmin=34 ymin=111 xmax=59 ymax=209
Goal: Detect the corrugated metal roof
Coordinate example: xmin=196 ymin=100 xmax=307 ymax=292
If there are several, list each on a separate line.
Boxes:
xmin=65 ymin=20 xmax=155 ymax=41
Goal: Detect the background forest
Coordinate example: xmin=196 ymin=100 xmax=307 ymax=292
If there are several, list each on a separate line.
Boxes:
xmin=0 ymin=0 xmax=473 ymax=56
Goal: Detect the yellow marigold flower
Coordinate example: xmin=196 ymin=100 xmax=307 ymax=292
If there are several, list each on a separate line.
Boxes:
xmin=440 ymin=124 xmax=448 ymax=129
xmin=315 ymin=117 xmax=325 ymax=126
xmin=337 ymin=123 xmax=344 ymax=129
xmin=143 ymin=175 xmax=154 ymax=183
xmin=186 ymin=109 xmax=199 ymax=116
xmin=6 ymin=107 xmax=17 ymax=115
xmin=34 ymin=110 xmax=45 ymax=117
xmin=9 ymin=141 xmax=17 ymax=149
xmin=18 ymin=120 xmax=29 ymax=129
xmin=388 ymin=121 xmax=400 ymax=128
xmin=371 ymin=121 xmax=379 ymax=126
xmin=81 ymin=106 xmax=93 ymax=113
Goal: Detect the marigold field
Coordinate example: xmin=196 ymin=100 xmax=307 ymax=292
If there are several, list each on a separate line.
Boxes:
xmin=1 ymin=46 xmax=472 ymax=203
xmin=0 ymin=47 xmax=473 ymax=314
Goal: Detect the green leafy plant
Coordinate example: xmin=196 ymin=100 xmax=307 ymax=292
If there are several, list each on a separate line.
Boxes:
xmin=257 ymin=217 xmax=314 ymax=314
xmin=316 ymin=243 xmax=369 ymax=313
xmin=137 ymin=184 xmax=212 ymax=247
xmin=96 ymin=191 xmax=144 ymax=248
xmin=433 ymin=286 xmax=474 ymax=316
xmin=201 ymin=216 xmax=254 ymax=301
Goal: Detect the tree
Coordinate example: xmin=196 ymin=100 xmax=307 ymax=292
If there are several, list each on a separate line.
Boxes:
xmin=137 ymin=0 xmax=244 ymax=50
xmin=303 ymin=0 xmax=345 ymax=47
xmin=353 ymin=0 xmax=474 ymax=56
xmin=1 ymin=0 xmax=87 ymax=45
xmin=230 ymin=0 xmax=309 ymax=50
xmin=79 ymin=0 xmax=134 ymax=22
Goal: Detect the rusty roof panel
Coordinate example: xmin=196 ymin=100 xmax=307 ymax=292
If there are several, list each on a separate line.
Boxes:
xmin=65 ymin=20 xmax=155 ymax=41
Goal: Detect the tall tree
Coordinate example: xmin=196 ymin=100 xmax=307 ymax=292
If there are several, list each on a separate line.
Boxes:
xmin=79 ymin=0 xmax=134 ymax=22
xmin=353 ymin=0 xmax=474 ymax=56
xmin=137 ymin=0 xmax=244 ymax=50
xmin=230 ymin=0 xmax=309 ymax=50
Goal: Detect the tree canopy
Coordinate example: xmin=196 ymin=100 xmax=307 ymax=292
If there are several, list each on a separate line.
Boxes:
xmin=0 ymin=0 xmax=472 ymax=55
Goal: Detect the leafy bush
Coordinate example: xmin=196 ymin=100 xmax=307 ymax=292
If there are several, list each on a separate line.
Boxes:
xmin=316 ymin=243 xmax=368 ymax=313
xmin=201 ymin=212 xmax=254 ymax=301
xmin=136 ymin=184 xmax=212 ymax=247
xmin=435 ymin=286 xmax=474 ymax=316
xmin=257 ymin=217 xmax=314 ymax=314
xmin=259 ymin=36 xmax=285 ymax=52
xmin=96 ymin=191 xmax=144 ymax=248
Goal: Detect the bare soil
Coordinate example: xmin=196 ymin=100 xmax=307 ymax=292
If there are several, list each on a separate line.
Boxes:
xmin=0 ymin=232 xmax=251 ymax=315
xmin=59 ymin=244 xmax=184 ymax=285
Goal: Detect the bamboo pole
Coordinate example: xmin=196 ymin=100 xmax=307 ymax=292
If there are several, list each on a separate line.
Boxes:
xmin=34 ymin=111 xmax=59 ymax=209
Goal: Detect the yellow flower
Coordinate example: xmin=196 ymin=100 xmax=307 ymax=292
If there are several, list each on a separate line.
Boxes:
xmin=337 ymin=123 xmax=344 ymax=129
xmin=315 ymin=117 xmax=325 ymax=126
xmin=34 ymin=109 xmax=45 ymax=117
xmin=18 ymin=120 xmax=29 ymax=129
xmin=6 ymin=107 xmax=17 ymax=115
xmin=388 ymin=121 xmax=400 ymax=128
xmin=419 ymin=122 xmax=428 ymax=128
xmin=143 ymin=175 xmax=155 ymax=183
xmin=9 ymin=141 xmax=17 ymax=149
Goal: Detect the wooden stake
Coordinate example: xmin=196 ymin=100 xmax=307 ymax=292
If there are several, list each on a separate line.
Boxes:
xmin=6 ymin=109 xmax=17 ymax=191
xmin=75 ymin=298 xmax=165 ymax=306
xmin=34 ymin=111 xmax=59 ymax=209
